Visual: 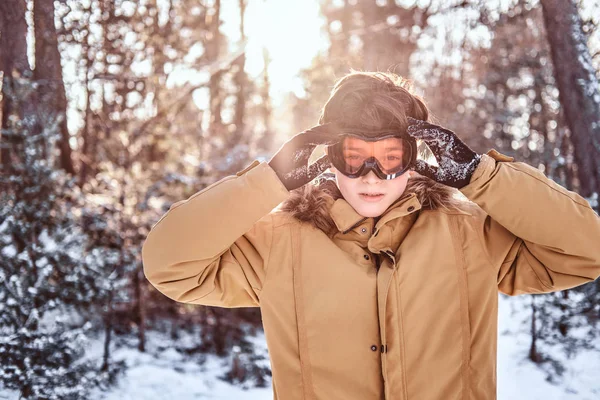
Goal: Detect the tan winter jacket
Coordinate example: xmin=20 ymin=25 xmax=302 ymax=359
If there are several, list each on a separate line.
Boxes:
xmin=142 ymin=149 xmax=600 ymax=400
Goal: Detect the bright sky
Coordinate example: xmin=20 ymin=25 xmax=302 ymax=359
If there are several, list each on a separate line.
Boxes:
xmin=220 ymin=0 xmax=329 ymax=103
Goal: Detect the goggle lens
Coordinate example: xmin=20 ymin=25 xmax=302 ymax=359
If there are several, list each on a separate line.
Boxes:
xmin=335 ymin=136 xmax=413 ymax=177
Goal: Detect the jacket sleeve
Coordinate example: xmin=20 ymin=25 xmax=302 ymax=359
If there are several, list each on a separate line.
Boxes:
xmin=142 ymin=160 xmax=289 ymax=307
xmin=460 ymin=149 xmax=600 ymax=296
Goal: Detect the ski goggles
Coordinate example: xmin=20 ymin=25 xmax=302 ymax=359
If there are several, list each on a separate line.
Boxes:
xmin=327 ymin=131 xmax=417 ymax=180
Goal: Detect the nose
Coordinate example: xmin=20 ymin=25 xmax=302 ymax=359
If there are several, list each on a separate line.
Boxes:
xmin=361 ymin=170 xmax=381 ymax=184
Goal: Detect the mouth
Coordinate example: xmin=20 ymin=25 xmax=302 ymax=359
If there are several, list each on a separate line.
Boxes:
xmin=359 ymin=193 xmax=385 ymax=202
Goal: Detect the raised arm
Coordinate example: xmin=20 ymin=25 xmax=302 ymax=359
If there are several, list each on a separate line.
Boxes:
xmin=461 ymin=150 xmax=600 ymax=296
xmin=142 ymin=161 xmax=289 ymax=307
xmin=142 ymin=123 xmax=341 ymax=307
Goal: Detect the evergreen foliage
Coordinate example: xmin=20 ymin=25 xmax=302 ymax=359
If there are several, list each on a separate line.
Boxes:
xmin=0 ymin=97 xmax=103 ymax=398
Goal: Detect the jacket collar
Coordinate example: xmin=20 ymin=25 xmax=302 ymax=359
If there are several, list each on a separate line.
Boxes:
xmin=277 ymin=173 xmax=467 ymax=254
xmin=329 ymin=192 xmax=422 ymax=234
xmin=329 ymin=193 xmax=423 ymax=256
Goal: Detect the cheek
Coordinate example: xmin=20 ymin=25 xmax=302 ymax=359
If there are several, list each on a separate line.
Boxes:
xmin=391 ymin=175 xmax=410 ymax=194
xmin=382 ymin=175 xmax=410 ymax=203
xmin=332 ymin=170 xmax=353 ymax=194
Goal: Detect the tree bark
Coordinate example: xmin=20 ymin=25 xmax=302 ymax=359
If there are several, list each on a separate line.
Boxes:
xmin=231 ymin=0 xmax=247 ymax=146
xmin=33 ymin=0 xmax=75 ymax=174
xmin=207 ymin=0 xmax=224 ymax=134
xmin=529 ymin=295 xmax=542 ymax=363
xmin=101 ymin=289 xmax=114 ymax=372
xmin=541 ymin=0 xmax=600 ymax=197
xmin=361 ymin=0 xmax=378 ymax=71
xmin=0 ymin=0 xmax=30 ymax=171
xmin=0 ymin=1 xmax=29 ymax=74
xmin=256 ymin=47 xmax=273 ymax=153
xmin=79 ymin=27 xmax=93 ymax=185
xmin=133 ymin=266 xmax=146 ymax=352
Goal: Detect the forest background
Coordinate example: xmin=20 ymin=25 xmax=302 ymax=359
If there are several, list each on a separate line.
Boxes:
xmin=1 ymin=0 xmax=600 ymax=399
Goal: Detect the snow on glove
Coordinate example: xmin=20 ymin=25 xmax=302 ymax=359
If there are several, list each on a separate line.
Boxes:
xmin=268 ymin=124 xmax=340 ymax=191
xmin=406 ymin=117 xmax=482 ymax=189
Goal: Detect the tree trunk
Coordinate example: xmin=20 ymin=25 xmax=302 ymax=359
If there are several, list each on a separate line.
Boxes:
xmin=541 ymin=0 xmax=600 ymax=197
xmin=557 ymin=290 xmax=570 ymax=337
xmin=529 ymin=295 xmax=542 ymax=363
xmin=101 ymin=290 xmax=114 ymax=372
xmin=231 ymin=0 xmax=247 ymax=147
xmin=79 ymin=28 xmax=93 ymax=185
xmin=0 ymin=0 xmax=29 ymax=85
xmin=361 ymin=0 xmax=378 ymax=71
xmin=0 ymin=0 xmax=30 ymax=171
xmin=148 ymin=0 xmax=169 ymax=164
xmin=559 ymin=126 xmax=576 ymax=190
xmin=207 ymin=0 xmax=224 ymax=135
xmin=133 ymin=266 xmax=146 ymax=352
xmin=33 ymin=0 xmax=75 ymax=174
xmin=256 ymin=47 xmax=273 ymax=153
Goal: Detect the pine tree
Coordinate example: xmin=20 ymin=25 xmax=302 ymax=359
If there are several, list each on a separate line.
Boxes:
xmin=0 ymin=83 xmax=101 ymax=400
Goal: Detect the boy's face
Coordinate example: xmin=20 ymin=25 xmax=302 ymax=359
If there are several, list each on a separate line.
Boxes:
xmin=331 ymin=168 xmax=410 ymax=217
xmin=325 ymin=138 xmax=411 ymax=218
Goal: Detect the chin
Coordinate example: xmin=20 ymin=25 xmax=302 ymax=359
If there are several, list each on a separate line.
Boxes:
xmin=358 ymin=210 xmax=384 ymax=218
xmin=354 ymin=204 xmax=388 ymax=218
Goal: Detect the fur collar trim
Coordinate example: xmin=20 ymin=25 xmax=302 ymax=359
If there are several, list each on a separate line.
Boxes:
xmin=278 ymin=173 xmax=468 ymax=237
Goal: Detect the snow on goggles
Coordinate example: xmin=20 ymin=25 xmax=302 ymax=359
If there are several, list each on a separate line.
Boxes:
xmin=327 ymin=133 xmax=417 ymax=179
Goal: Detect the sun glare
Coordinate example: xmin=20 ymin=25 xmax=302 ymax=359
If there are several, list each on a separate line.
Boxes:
xmin=221 ymin=0 xmax=329 ymax=103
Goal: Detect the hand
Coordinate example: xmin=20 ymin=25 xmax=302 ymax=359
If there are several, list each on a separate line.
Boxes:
xmin=406 ymin=117 xmax=481 ymax=189
xmin=268 ymin=124 xmax=340 ymax=191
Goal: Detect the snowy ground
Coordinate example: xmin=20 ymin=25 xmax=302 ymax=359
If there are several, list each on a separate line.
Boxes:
xmin=496 ymin=295 xmax=600 ymax=400
xmin=86 ymin=332 xmax=273 ymax=400
xmin=2 ymin=294 xmax=599 ymax=399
